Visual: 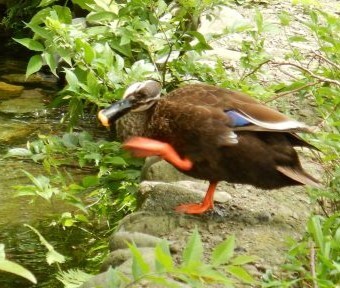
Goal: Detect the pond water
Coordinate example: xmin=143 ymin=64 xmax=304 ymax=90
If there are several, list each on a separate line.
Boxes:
xmin=0 ymin=41 xmax=99 ymax=287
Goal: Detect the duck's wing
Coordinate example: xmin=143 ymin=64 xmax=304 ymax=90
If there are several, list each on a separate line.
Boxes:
xmin=166 ymin=84 xmax=315 ymax=146
xmin=169 ymin=84 xmax=310 ymax=132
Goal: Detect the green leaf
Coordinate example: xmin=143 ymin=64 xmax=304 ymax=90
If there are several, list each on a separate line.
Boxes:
xmin=86 ymin=71 xmax=99 ymax=95
xmin=13 ymin=38 xmax=44 ymax=51
xmin=110 ymin=40 xmax=132 ymax=58
xmin=278 ymin=11 xmax=291 ymax=26
xmin=75 ymin=214 xmax=89 ymax=223
xmin=86 ymin=26 xmax=111 ymax=37
xmin=62 ymin=218 xmax=75 ymax=227
xmin=21 ymin=170 xmax=45 ymax=191
xmin=128 ymin=243 xmax=151 ymax=280
xmin=53 ymin=6 xmax=72 ymax=24
xmin=56 ymin=269 xmax=93 ymax=288
xmin=26 ymin=55 xmax=43 ymax=78
xmin=211 ymin=235 xmax=235 ymax=266
xmin=43 ymin=52 xmax=57 ymax=75
xmin=155 ymin=241 xmax=173 ymax=272
xmin=26 ymin=23 xmax=52 ymax=40
xmin=82 ymin=175 xmax=99 ymax=188
xmin=75 ymin=38 xmax=95 ymax=64
xmin=195 ymin=266 xmax=234 ymax=285
xmin=64 ymin=69 xmax=79 ymax=91
xmin=46 ymin=249 xmax=67 ymax=265
xmin=39 ymin=0 xmax=57 ymax=7
xmin=182 ymin=228 xmax=203 ymax=266
xmin=104 ymin=156 xmax=127 ymax=166
xmin=308 ymin=216 xmax=325 ymax=254
xmin=62 ymin=133 xmax=79 ymax=148
xmin=255 ymin=9 xmax=264 ymax=34
xmin=72 ymin=0 xmax=95 ymax=10
xmin=0 ymin=258 xmax=37 ymax=284
xmin=288 ymin=36 xmax=308 ymax=42
xmin=29 ymin=7 xmax=53 ymax=25
xmin=84 ymin=152 xmax=102 ymax=165
xmin=225 ymin=265 xmax=255 ymax=284
xmin=187 ymin=31 xmax=212 ymax=51
xmin=87 ymin=11 xmax=117 ymax=23
xmin=24 ymin=224 xmax=66 ymax=265
xmin=5 ymin=148 xmax=32 ymax=158
xmin=230 ymin=255 xmax=257 ymax=266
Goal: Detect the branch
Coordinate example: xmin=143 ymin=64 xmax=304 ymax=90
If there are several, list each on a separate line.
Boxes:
xmin=309 ymin=241 xmax=318 ymax=288
xmin=311 ymin=51 xmax=340 ymax=70
xmin=241 ymin=59 xmax=270 ymax=80
xmin=271 ymin=61 xmax=340 ymax=86
xmin=266 ymin=81 xmax=320 ymax=103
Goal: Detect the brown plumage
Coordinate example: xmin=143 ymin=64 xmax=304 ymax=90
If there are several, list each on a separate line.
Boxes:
xmin=98 ymin=80 xmax=320 ymax=214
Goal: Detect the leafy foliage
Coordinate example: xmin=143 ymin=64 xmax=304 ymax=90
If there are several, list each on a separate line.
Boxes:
xmin=7 ymin=131 xmax=142 ymax=228
xmin=57 ymin=269 xmax=93 ymax=288
xmin=57 ymin=230 xmax=256 ymax=287
xmin=263 ymin=214 xmax=340 ymax=287
xmin=25 ymin=224 xmax=66 ymax=266
xmin=16 ymin=0 xmax=230 ymax=125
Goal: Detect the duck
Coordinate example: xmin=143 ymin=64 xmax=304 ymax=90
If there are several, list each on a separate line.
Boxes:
xmin=98 ymin=80 xmax=320 ymax=214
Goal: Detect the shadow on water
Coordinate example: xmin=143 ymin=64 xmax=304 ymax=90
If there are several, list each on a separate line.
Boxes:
xmin=0 ymin=38 xmax=102 ymax=287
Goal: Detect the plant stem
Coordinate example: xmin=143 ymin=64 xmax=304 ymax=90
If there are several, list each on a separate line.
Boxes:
xmin=241 ymin=59 xmax=270 ymax=80
xmin=309 ymin=241 xmax=318 ymax=288
xmin=271 ymin=61 xmax=340 ymax=86
xmin=266 ymin=81 xmax=320 ymax=103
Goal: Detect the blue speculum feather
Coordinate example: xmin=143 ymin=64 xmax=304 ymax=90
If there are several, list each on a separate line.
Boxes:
xmin=225 ymin=110 xmax=251 ymax=127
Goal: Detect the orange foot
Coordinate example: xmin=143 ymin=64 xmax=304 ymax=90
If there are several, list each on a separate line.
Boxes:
xmin=175 ymin=202 xmax=214 ymax=214
xmin=175 ymin=181 xmax=218 ymax=214
xmin=123 ymin=137 xmax=193 ymax=171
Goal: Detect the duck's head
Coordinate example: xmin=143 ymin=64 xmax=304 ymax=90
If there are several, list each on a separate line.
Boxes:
xmin=98 ymin=80 xmax=162 ymax=127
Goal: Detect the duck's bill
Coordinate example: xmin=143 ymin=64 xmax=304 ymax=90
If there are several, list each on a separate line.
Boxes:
xmin=98 ymin=99 xmax=133 ymax=127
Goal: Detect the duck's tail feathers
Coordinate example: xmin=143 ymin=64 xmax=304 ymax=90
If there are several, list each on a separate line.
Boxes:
xmin=276 ymin=166 xmax=322 ymax=188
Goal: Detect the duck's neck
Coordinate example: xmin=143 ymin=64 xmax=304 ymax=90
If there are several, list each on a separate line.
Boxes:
xmin=115 ymin=107 xmax=154 ymax=141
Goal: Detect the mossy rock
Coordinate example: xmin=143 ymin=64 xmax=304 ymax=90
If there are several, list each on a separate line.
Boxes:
xmin=0 ymin=81 xmax=24 ymax=99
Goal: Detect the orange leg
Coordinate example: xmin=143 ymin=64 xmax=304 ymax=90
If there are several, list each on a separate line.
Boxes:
xmin=123 ymin=137 xmax=193 ymax=171
xmin=175 ymin=181 xmax=218 ymax=214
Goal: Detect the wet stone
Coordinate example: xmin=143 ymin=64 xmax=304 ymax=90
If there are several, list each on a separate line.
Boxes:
xmin=1 ymin=72 xmax=58 ymax=88
xmin=0 ymin=88 xmax=46 ymax=114
xmin=0 ymin=81 xmax=24 ymax=99
xmin=0 ymin=120 xmax=37 ymax=143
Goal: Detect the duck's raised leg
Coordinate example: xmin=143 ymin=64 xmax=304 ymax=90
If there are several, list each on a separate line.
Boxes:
xmin=123 ymin=137 xmax=193 ymax=171
xmin=175 ymin=181 xmax=217 ymax=214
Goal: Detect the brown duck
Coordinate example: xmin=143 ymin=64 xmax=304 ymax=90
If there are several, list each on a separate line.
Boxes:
xmin=98 ymin=80 xmax=320 ymax=214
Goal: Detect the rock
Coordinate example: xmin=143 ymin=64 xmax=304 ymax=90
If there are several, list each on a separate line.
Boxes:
xmin=141 ymin=158 xmax=194 ymax=182
xmin=0 ymin=81 xmax=24 ymax=99
xmin=203 ymin=47 xmax=242 ymax=61
xmin=0 ymin=59 xmax=27 ymax=75
xmin=108 ymin=231 xmax=163 ymax=251
xmin=79 ymin=269 xmax=119 ymax=288
xmin=0 ymin=120 xmax=37 ymax=143
xmin=116 ymin=211 xmax=179 ymax=236
xmin=101 ymin=247 xmax=155 ymax=272
xmin=138 ymin=181 xmax=204 ymax=212
xmin=1 ymin=72 xmax=58 ymax=88
xmin=81 ymin=267 xmax=190 ymax=288
xmin=138 ymin=180 xmax=231 ymax=213
xmin=115 ymin=254 xmax=191 ymax=287
xmin=198 ymin=6 xmax=248 ymax=37
xmin=0 ymin=89 xmax=46 ymax=114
